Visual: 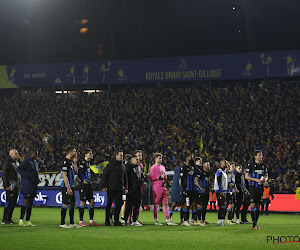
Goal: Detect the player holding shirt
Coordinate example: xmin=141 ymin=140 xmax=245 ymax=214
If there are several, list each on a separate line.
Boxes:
xmin=150 ymin=153 xmax=177 ymax=226
xmin=78 ymin=148 xmax=100 ymax=226
xmin=245 ymin=150 xmax=268 ymax=229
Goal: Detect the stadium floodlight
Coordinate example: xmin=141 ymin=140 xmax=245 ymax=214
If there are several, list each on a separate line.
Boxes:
xmin=84 ymin=90 xmax=96 ymax=93
xmin=83 ymin=90 xmax=103 ymax=93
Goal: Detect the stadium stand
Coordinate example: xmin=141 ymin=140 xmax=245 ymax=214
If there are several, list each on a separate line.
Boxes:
xmin=0 ymin=80 xmax=299 ymax=194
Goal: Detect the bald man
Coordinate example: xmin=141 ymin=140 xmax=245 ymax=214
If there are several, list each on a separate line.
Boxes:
xmin=2 ymin=149 xmax=21 ymax=224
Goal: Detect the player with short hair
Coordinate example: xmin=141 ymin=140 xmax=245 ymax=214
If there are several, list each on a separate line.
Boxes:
xmin=78 ymin=148 xmax=100 ymax=226
xmin=245 ymin=150 xmax=268 ymax=229
xmin=60 ymin=146 xmax=81 ymax=228
xmin=150 ymin=153 xmax=177 ymax=226
xmin=133 ymin=150 xmax=145 ymax=225
xmin=226 ymin=162 xmax=237 ymax=225
xmin=17 ymin=149 xmax=40 ymax=226
xmin=124 ymin=155 xmax=144 ymax=226
xmin=194 ymin=160 xmax=211 ymax=226
xmin=180 ymin=155 xmax=198 ymax=226
xmin=233 ymin=164 xmax=244 ymax=224
xmin=121 ymin=154 xmax=133 ymax=223
xmin=100 ymin=150 xmax=128 ymax=226
xmin=169 ymin=163 xmax=184 ymax=224
xmin=214 ymin=159 xmax=228 ymax=226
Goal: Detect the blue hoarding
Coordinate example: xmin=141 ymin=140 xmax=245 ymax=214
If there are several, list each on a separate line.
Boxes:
xmin=0 ymin=190 xmax=107 ymax=207
xmin=0 ymin=50 xmax=299 ymax=89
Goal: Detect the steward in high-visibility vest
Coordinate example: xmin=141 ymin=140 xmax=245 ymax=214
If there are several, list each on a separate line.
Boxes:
xmin=209 ymin=191 xmax=217 ymax=202
xmin=261 ymin=182 xmax=274 ymax=215
xmin=209 ymin=190 xmax=217 ymax=210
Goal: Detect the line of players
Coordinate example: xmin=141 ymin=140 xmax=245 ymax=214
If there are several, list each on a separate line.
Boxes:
xmin=0 ymin=146 xmax=268 ymax=229
xmin=60 ymin=146 xmax=267 ymax=230
xmin=165 ymin=150 xmax=267 ymax=230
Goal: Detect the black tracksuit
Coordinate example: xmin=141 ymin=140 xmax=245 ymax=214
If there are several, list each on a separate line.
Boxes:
xmin=100 ymin=158 xmax=128 ymax=225
xmin=124 ymin=162 xmax=144 ymax=223
xmin=2 ymin=157 xmax=20 ymax=223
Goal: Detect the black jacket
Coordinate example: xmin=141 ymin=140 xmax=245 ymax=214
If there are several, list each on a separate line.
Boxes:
xmin=2 ymin=157 xmax=20 ymax=189
xmin=100 ymin=159 xmax=128 ymax=191
xmin=126 ymin=162 xmax=144 ymax=191
xmin=17 ymin=156 xmax=40 ymax=195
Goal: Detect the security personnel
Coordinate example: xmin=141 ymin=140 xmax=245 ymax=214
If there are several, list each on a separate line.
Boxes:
xmin=209 ymin=190 xmax=217 ymax=211
xmin=261 ymin=182 xmax=274 ymax=215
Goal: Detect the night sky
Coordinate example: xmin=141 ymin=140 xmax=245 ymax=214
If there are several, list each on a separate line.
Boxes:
xmin=1 ymin=0 xmax=300 ymax=65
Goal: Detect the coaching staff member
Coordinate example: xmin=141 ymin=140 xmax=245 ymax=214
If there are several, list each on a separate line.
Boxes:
xmin=1 ymin=149 xmax=20 ymax=224
xmin=101 ymin=150 xmax=128 ymax=226
xmin=17 ymin=149 xmax=40 ymax=226
xmin=124 ymin=155 xmax=144 ymax=226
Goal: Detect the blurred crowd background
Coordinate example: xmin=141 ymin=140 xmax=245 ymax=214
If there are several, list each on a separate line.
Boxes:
xmin=0 ymin=80 xmax=299 ymax=194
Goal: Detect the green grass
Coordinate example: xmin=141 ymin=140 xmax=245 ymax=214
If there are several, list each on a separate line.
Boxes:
xmin=0 ymin=207 xmax=299 ymax=249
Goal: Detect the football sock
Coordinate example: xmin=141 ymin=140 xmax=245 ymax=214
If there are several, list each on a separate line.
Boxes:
xmin=197 ymin=207 xmax=202 ymax=221
xmin=182 ymin=208 xmax=188 ymax=221
xmin=163 ymin=205 xmax=170 ymax=220
xmin=20 ymin=204 xmax=26 ymax=220
xmin=26 ymin=205 xmax=32 ymax=221
xmin=221 ymin=206 xmax=227 ymax=219
xmin=89 ymin=205 xmax=94 ymax=220
xmin=202 ymin=208 xmax=207 ymax=221
xmin=255 ymin=207 xmax=260 ymax=223
xmin=153 ymin=204 xmax=159 ymax=220
xmin=228 ymin=208 xmax=233 ymax=220
xmin=192 ymin=210 xmax=198 ymax=221
xmin=69 ymin=206 xmax=74 ymax=224
xmin=79 ymin=206 xmax=84 ymax=221
xmin=250 ymin=207 xmax=256 ymax=227
xmin=61 ymin=205 xmax=67 ymax=225
xmin=180 ymin=209 xmax=183 ymax=220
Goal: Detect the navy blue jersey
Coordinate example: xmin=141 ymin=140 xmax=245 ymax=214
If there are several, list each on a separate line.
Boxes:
xmin=195 ymin=166 xmax=210 ymax=194
xmin=246 ymin=161 xmax=267 ymax=189
xmin=61 ymin=158 xmax=75 ymax=188
xmin=78 ymin=159 xmax=92 ymax=185
xmin=181 ymin=165 xmax=197 ymax=192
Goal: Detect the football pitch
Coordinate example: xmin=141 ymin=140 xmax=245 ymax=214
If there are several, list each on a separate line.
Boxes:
xmin=0 ymin=207 xmax=299 ymax=249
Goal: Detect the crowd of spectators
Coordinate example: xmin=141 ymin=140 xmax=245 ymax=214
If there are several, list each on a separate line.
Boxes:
xmin=0 ymin=80 xmax=299 ymax=194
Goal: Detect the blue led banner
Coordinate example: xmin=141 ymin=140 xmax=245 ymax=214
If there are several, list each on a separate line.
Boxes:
xmin=0 ymin=50 xmax=299 ymax=88
xmin=0 ymin=190 xmax=107 ymax=207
